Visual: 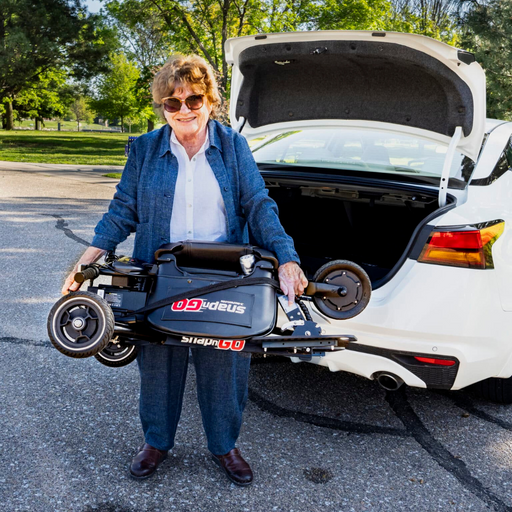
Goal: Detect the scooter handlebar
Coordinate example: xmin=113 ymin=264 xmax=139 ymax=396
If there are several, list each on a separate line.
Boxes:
xmin=305 ymin=282 xmax=347 ymax=298
xmin=74 ymin=265 xmax=100 ymax=284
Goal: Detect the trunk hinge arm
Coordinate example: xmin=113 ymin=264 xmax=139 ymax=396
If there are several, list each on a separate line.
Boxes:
xmin=439 ymin=126 xmax=463 ymax=207
xmin=234 ymin=116 xmax=246 ymax=133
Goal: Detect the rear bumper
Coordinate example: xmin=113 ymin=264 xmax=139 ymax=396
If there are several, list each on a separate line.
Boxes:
xmin=346 ymin=344 xmax=459 ymax=389
xmin=294 ymin=259 xmax=512 ymax=390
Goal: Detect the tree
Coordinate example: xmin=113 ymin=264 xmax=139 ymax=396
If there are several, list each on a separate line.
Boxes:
xmin=113 ymin=0 xmax=319 ymax=93
xmin=459 ymin=0 xmax=512 ymax=120
xmin=386 ymin=0 xmax=460 ymax=43
xmin=314 ymin=0 xmax=395 ymax=32
xmin=14 ymin=69 xmax=75 ymax=129
xmin=106 ymin=0 xmax=173 ymax=69
xmin=109 ymin=0 xmax=425 ymax=100
xmin=105 ymin=0 xmax=173 ymax=131
xmin=0 ymin=0 xmax=115 ymax=129
xmin=91 ymin=53 xmax=140 ymax=132
xmin=69 ymin=97 xmax=95 ymax=131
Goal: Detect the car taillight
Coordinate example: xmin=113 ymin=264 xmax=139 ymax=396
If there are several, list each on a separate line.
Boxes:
xmin=418 ymin=221 xmax=504 ymax=269
xmin=414 ymin=357 xmax=456 ymax=366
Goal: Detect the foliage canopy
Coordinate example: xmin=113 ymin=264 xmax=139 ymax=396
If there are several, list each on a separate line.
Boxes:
xmin=0 ymin=0 xmax=115 ymax=129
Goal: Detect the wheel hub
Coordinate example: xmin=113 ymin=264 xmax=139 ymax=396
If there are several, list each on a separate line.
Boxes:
xmin=72 ymin=317 xmax=86 ymax=330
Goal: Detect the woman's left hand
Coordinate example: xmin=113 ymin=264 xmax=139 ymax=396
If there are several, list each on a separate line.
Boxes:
xmin=278 ymin=261 xmax=308 ymax=306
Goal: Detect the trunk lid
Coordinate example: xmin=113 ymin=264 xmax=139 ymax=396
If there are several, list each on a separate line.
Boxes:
xmin=225 ymin=31 xmax=486 ymax=164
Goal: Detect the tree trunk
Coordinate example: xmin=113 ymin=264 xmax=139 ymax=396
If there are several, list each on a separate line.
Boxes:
xmin=5 ymin=100 xmax=14 ymax=130
xmin=147 ymin=119 xmax=154 ymax=132
xmin=35 ymin=117 xmax=41 ymax=130
xmin=121 ymin=116 xmax=124 ymax=133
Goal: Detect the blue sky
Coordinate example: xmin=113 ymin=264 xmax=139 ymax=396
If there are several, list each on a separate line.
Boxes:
xmin=85 ymin=0 xmax=102 ymax=13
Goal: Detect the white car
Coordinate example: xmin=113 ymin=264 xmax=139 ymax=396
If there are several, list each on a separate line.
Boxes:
xmin=226 ymin=30 xmax=512 ymax=402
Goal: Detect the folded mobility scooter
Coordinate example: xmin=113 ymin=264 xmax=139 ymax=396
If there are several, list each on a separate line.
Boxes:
xmin=48 ymin=241 xmax=371 ymax=367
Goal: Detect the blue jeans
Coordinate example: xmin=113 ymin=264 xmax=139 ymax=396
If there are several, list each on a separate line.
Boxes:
xmin=136 ymin=344 xmax=251 ymax=455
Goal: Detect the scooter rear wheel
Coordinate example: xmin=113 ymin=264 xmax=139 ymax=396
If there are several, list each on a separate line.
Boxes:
xmin=312 ymin=260 xmax=371 ymax=320
xmin=47 ymin=291 xmax=115 ymax=358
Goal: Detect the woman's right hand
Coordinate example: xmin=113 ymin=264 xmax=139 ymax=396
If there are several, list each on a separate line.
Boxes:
xmin=62 ymin=246 xmax=106 ymax=295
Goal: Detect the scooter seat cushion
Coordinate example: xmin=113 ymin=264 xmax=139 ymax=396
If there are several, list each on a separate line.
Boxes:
xmin=154 ymin=241 xmax=278 ymax=271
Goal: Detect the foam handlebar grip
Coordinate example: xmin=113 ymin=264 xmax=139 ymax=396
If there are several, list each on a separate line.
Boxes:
xmin=75 ymin=266 xmax=99 ymax=283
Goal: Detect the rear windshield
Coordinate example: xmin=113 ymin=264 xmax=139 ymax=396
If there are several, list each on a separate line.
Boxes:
xmin=250 ymin=128 xmax=474 ymax=182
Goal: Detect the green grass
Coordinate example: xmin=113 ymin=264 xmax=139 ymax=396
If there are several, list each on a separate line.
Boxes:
xmin=0 ymin=130 xmax=141 ymax=165
xmin=103 ymin=172 xmax=123 ymax=179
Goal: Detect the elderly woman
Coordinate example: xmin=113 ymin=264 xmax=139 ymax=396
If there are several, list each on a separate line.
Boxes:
xmin=62 ymin=54 xmax=307 ymax=486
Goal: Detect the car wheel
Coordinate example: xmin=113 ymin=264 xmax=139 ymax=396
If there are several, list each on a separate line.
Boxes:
xmin=472 ymin=377 xmax=512 ymax=404
xmin=312 ymin=260 xmax=371 ymax=320
xmin=47 ymin=291 xmax=115 ymax=358
xmin=94 ymin=338 xmax=138 ymax=367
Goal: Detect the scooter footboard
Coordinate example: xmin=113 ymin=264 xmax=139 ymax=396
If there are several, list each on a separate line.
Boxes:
xmin=160 ymin=332 xmax=357 ymax=358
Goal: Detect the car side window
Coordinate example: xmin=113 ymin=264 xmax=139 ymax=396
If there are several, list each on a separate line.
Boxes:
xmin=472 ymin=136 xmax=512 ymax=186
xmin=506 ymin=137 xmax=512 ymax=168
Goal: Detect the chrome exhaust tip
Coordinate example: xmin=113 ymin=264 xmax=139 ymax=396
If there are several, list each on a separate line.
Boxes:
xmin=373 ymin=372 xmax=404 ymax=391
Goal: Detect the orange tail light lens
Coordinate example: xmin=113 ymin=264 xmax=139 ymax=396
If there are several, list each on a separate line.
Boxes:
xmin=418 ymin=221 xmax=504 ymax=269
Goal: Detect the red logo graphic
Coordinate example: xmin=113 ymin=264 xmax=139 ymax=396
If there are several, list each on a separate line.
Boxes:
xmin=171 ymin=298 xmax=204 ymax=311
xmin=180 ymin=336 xmax=246 ymax=351
xmin=218 ymin=339 xmax=245 ymax=351
xmin=170 ymin=297 xmax=247 ymax=315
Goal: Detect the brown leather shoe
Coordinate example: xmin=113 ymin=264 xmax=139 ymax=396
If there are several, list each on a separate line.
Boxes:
xmin=129 ymin=443 xmax=168 ymax=480
xmin=212 ymin=448 xmax=253 ymax=486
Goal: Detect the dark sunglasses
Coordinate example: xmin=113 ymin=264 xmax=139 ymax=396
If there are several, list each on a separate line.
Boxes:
xmin=161 ymin=94 xmax=204 ymax=113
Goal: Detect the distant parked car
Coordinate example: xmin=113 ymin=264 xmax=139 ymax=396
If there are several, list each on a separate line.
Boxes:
xmin=226 ymin=30 xmax=512 ymax=402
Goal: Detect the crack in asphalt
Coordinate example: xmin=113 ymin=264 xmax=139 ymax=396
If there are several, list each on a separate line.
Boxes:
xmin=447 ymin=392 xmax=512 ymax=432
xmin=0 ymin=336 xmax=50 ymax=347
xmin=45 ymin=213 xmax=90 ymax=247
xmin=248 ymin=388 xmax=409 ymax=437
xmin=386 ymin=387 xmax=511 ymax=512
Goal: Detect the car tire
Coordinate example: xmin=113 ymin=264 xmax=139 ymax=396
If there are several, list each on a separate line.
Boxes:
xmin=472 ymin=377 xmax=512 ymax=404
xmin=94 ymin=339 xmax=138 ymax=367
xmin=47 ymin=291 xmax=115 ymax=358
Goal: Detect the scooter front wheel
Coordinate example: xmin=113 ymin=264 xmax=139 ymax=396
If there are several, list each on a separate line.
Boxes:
xmin=311 ymin=260 xmax=371 ymax=320
xmin=95 ymin=338 xmax=138 ymax=367
xmin=47 ymin=291 xmax=115 ymax=358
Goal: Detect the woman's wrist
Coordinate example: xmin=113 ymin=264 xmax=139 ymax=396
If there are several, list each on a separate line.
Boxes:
xmin=77 ymin=246 xmax=107 ymax=266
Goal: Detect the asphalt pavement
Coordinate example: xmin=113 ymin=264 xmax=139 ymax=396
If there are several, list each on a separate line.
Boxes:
xmin=1 ymin=161 xmax=512 ymax=512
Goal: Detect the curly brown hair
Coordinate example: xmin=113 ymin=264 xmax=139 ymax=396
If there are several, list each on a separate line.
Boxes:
xmin=152 ymin=54 xmax=221 ymax=120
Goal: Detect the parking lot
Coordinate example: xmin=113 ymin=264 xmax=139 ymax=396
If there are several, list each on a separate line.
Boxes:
xmin=1 ymin=162 xmax=512 ymax=512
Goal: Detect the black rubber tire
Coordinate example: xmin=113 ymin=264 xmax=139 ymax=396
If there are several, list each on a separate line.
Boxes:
xmin=312 ymin=260 xmax=371 ymax=320
xmin=47 ymin=291 xmax=115 ymax=358
xmin=471 ymin=377 xmax=512 ymax=404
xmin=94 ymin=339 xmax=138 ymax=367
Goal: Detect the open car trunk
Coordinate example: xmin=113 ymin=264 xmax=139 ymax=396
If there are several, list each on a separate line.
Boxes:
xmin=263 ymin=177 xmax=455 ymax=288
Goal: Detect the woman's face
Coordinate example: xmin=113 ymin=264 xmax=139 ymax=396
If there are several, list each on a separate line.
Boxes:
xmin=163 ymin=83 xmax=212 ymax=141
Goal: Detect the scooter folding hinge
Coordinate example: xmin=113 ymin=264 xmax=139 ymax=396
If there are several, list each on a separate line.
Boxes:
xmin=277 ymin=294 xmax=304 ymax=322
xmin=277 ymin=294 xmax=322 ymax=336
xmin=439 ymin=126 xmax=463 ymax=208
